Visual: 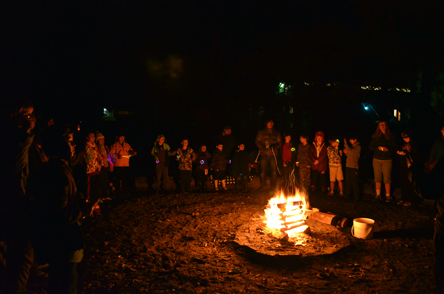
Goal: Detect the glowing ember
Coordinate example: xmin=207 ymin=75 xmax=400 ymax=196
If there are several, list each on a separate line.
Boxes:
xmin=264 ymin=190 xmax=309 ymax=239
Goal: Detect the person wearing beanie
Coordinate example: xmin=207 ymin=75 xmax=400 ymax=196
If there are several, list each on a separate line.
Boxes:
xmin=151 ymin=134 xmax=176 ymax=193
xmin=309 ymin=131 xmax=328 ymax=193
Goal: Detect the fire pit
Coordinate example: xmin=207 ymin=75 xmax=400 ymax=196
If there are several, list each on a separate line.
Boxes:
xmin=234 ymin=190 xmax=352 ymax=257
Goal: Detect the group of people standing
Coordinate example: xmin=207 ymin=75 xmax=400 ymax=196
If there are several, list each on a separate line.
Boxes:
xmin=151 ymin=126 xmax=251 ymax=193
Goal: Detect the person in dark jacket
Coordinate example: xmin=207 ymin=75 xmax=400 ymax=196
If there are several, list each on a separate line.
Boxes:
xmin=210 ymin=143 xmax=228 ymax=191
xmin=151 ymin=135 xmax=176 ymax=193
xmin=396 ymin=131 xmax=421 ymax=206
xmin=194 ymin=145 xmax=211 ymax=192
xmin=30 ymin=125 xmax=87 ymax=294
xmin=255 ymin=119 xmax=282 ymax=191
xmin=297 ymin=134 xmax=312 ymax=196
xmin=369 ymin=121 xmax=397 ymax=201
xmin=281 ymin=134 xmax=296 ymax=193
xmin=232 ymin=143 xmax=251 ymax=191
xmin=309 ymin=131 xmax=328 ymax=193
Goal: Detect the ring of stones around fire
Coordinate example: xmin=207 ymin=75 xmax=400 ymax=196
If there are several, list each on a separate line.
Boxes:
xmin=234 ymin=218 xmax=353 ymax=257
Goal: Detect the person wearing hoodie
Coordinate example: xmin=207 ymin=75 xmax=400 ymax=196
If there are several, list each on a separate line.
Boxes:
xmin=309 ymin=131 xmax=328 ymax=193
xmin=151 ymin=135 xmax=176 ymax=193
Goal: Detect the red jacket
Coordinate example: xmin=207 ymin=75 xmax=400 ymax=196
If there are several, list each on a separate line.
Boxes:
xmin=309 ymin=142 xmax=328 ymax=171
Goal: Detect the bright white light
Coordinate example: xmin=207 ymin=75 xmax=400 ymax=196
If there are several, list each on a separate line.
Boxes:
xmin=394 ymin=109 xmax=397 ymax=117
xmin=103 ymin=108 xmax=108 ymax=115
xmin=364 ymin=106 xmax=369 ymax=110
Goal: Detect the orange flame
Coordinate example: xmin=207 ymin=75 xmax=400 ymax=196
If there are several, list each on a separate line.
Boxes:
xmin=264 ymin=190 xmax=309 ymax=238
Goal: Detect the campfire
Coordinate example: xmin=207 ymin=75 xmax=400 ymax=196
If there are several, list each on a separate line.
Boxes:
xmin=263 ymin=190 xmax=310 ymax=242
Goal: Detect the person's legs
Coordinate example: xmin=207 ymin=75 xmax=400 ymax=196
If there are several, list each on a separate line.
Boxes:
xmin=161 ymin=166 xmax=169 ymax=190
xmin=300 ymin=166 xmax=311 ymax=193
xmin=373 ymin=158 xmax=383 ymax=197
xmin=269 ymin=156 xmax=277 ymax=190
xmin=2 ymin=238 xmax=34 ymax=294
xmin=345 ymin=167 xmax=353 ymax=198
xmin=49 ymin=260 xmax=78 ymax=294
xmin=155 ymin=163 xmax=164 ymax=190
xmin=185 ymin=170 xmax=192 ymax=192
xmin=351 ymin=168 xmax=360 ymax=201
xmin=113 ymin=167 xmax=123 ymax=193
xmin=179 ymin=170 xmax=186 ymax=192
xmin=260 ymin=156 xmax=269 ymax=188
xmin=435 ymin=211 xmax=444 ymax=294
xmin=382 ymin=160 xmax=392 ymax=199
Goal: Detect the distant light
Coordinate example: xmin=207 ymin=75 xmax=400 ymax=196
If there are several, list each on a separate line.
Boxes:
xmin=103 ymin=108 xmax=108 ymax=115
xmin=364 ymin=106 xmax=369 ymax=110
xmin=394 ymin=109 xmax=397 ymax=117
xmin=304 ymin=82 xmax=310 ymax=86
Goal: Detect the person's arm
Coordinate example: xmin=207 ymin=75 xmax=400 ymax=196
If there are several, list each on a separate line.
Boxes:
xmin=151 ymin=146 xmax=159 ymax=162
xmin=369 ymin=137 xmax=378 ymax=152
xmin=255 ymin=131 xmax=266 ymax=151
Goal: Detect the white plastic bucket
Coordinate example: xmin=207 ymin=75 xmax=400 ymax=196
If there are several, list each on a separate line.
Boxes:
xmin=351 ymin=218 xmax=375 ymax=239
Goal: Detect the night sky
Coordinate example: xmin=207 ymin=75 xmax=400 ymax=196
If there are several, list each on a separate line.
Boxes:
xmin=2 ymin=1 xmax=444 ymax=144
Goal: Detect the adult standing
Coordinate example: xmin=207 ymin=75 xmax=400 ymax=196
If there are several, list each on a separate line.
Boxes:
xmin=31 ymin=125 xmax=86 ymax=294
xmin=426 ymin=126 xmax=444 ymax=173
xmin=0 ymin=98 xmax=36 ymax=293
xmin=84 ymin=131 xmax=102 ymax=215
xmin=96 ymin=132 xmax=112 ymax=200
xmin=109 ymin=133 xmax=137 ymax=194
xmin=255 ymin=119 xmax=282 ymax=191
xmin=369 ymin=121 xmax=397 ymax=201
xmin=216 ymin=126 xmax=236 ymax=161
xmin=151 ymin=135 xmax=176 ymax=193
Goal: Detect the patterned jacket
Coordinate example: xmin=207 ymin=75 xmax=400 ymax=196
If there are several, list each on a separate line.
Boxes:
xmin=327 ymin=146 xmax=342 ymax=166
xmin=176 ymin=147 xmax=195 ymax=171
xmin=85 ymin=142 xmax=102 ymax=175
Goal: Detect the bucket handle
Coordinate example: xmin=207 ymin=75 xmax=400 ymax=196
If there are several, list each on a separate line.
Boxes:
xmin=351 ymin=225 xmax=373 ymax=239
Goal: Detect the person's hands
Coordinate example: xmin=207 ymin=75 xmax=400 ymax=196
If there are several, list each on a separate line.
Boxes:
xmin=339 ymin=150 xmax=343 ymax=156
xmin=343 ymin=148 xmax=347 ymax=154
xmin=378 ymin=146 xmax=388 ymax=152
xmin=343 ymin=138 xmax=347 ymax=144
xmin=397 ymin=151 xmax=406 ymax=156
xmin=314 ymin=160 xmax=319 ymax=165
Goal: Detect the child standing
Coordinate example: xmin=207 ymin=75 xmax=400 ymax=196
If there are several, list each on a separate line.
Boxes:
xmin=194 ymin=145 xmax=211 ymax=192
xmin=232 ymin=143 xmax=251 ymax=191
xmin=343 ymin=135 xmax=361 ymax=202
xmin=296 ymin=134 xmax=312 ymax=195
xmin=282 ymin=134 xmax=296 ymax=193
xmin=327 ymin=137 xmax=344 ymax=196
xmin=176 ymin=139 xmax=195 ymax=194
xmin=211 ymin=143 xmax=228 ymax=191
xmin=309 ymin=131 xmax=328 ymax=193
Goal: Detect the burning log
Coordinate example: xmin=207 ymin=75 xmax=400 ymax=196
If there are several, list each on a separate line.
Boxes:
xmin=308 ymin=212 xmax=350 ymax=228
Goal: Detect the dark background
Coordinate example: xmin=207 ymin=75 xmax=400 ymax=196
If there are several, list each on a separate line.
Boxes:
xmin=2 ymin=0 xmax=444 ymax=179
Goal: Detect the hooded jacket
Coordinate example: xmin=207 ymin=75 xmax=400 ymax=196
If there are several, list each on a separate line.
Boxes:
xmin=255 ymin=127 xmax=282 ymax=156
xmin=151 ymin=135 xmax=175 ymax=165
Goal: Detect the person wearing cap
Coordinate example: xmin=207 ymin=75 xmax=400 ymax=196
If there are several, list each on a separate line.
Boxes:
xmin=109 ymin=134 xmax=137 ymax=194
xmin=309 ymin=131 xmax=328 ymax=193
xmin=151 ymin=135 xmax=176 ymax=193
xmin=255 ymin=119 xmax=282 ymax=191
xmin=96 ymin=132 xmax=112 ymax=201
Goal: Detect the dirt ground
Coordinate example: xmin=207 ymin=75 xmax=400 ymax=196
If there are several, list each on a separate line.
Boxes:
xmin=29 ymin=177 xmax=437 ymax=293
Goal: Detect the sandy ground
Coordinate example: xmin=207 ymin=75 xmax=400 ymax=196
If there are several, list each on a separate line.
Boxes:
xmin=28 ymin=177 xmax=437 ymax=293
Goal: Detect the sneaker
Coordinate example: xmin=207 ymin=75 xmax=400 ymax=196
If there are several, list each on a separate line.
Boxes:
xmin=403 ymin=202 xmax=412 ymax=207
xmin=375 ymin=194 xmax=382 ymax=200
xmin=328 ymin=191 xmax=334 ymax=196
xmin=339 ymin=192 xmax=344 ymax=197
xmin=385 ymin=195 xmax=393 ymax=202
